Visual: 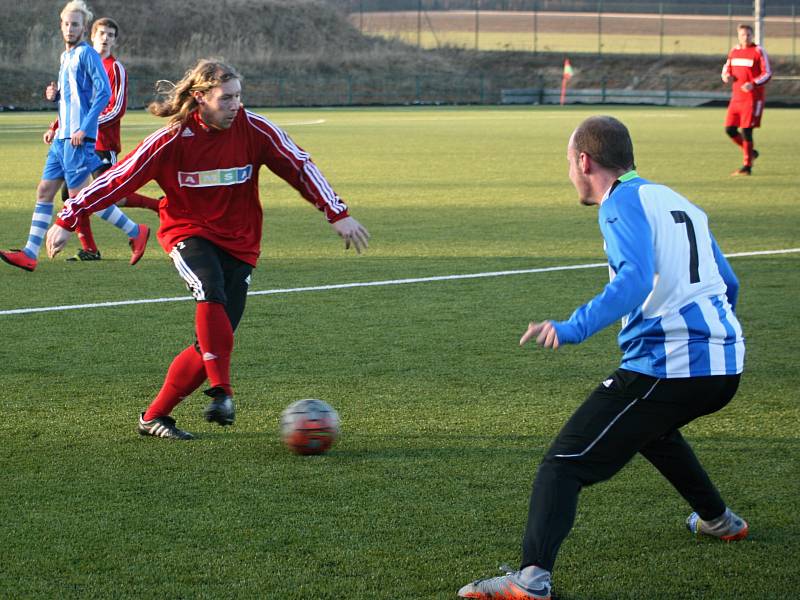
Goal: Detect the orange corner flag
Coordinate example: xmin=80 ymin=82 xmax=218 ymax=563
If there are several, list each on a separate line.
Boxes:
xmin=563 ymin=58 xmax=574 ymax=80
xmin=560 ymin=58 xmax=573 ymax=106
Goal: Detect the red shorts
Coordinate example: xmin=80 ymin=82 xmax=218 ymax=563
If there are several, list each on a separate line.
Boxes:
xmin=725 ymin=97 xmax=764 ymax=129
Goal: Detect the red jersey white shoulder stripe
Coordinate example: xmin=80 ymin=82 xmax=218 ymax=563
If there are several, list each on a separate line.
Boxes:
xmin=244 ymin=110 xmax=346 ymax=216
xmin=98 ymin=59 xmax=126 ymax=125
xmin=753 ymin=45 xmax=772 ymax=86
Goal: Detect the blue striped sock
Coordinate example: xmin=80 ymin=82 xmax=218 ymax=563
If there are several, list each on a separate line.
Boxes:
xmin=98 ymin=204 xmax=140 ymax=238
xmin=23 ymin=201 xmax=54 ymax=259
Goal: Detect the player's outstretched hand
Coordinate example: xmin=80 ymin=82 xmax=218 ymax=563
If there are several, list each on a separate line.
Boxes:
xmin=331 ymin=216 xmax=370 ymax=254
xmin=46 ymin=224 xmax=72 ymax=258
xmin=520 ymin=320 xmax=560 ymax=350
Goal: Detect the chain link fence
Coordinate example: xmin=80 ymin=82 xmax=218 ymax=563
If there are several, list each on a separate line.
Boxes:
xmin=340 ymin=1 xmax=799 ymax=60
xmin=115 ymin=72 xmax=798 ymax=108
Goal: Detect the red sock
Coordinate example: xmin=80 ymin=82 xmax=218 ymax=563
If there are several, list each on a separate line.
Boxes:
xmin=742 ymin=140 xmax=754 ymax=167
xmin=729 ymin=134 xmax=744 ymax=147
xmin=123 ymin=192 xmax=161 ymax=212
xmin=195 ymin=301 xmax=234 ymax=396
xmin=143 ymin=345 xmax=207 ymax=420
xmin=75 ymin=213 xmax=98 ymax=253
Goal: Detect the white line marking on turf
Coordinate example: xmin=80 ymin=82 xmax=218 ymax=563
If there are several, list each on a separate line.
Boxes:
xmin=1 ymin=248 xmax=797 ymax=317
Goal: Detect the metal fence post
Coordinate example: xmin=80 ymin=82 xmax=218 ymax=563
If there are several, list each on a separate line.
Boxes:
xmin=601 ymin=76 xmax=607 ymax=103
xmin=597 ymin=0 xmax=603 ymax=56
xmin=727 ymin=3 xmax=733 ymax=53
xmin=475 ymin=0 xmax=480 ymax=51
xmin=347 ymin=75 xmax=353 ymax=106
xmin=533 ymin=0 xmax=538 ymax=54
xmin=659 ymin=2 xmax=664 ymax=57
xmin=538 ymin=73 xmax=544 ymax=105
xmin=664 ymin=74 xmax=671 ymax=106
xmin=417 ymin=0 xmax=422 ymax=49
xmin=793 ymin=4 xmax=797 ymax=65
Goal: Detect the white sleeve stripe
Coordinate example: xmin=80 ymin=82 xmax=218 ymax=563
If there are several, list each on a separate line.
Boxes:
xmin=304 ymin=162 xmax=346 ymax=213
xmin=99 ymin=62 xmax=126 ymax=124
xmin=245 ymin=111 xmax=345 ymax=213
xmin=754 ymin=46 xmax=772 ymax=85
xmin=62 ymin=126 xmax=178 ymax=220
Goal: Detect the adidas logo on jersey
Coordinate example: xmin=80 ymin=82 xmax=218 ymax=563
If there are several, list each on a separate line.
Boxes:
xmin=181 ymin=127 xmax=195 ymax=137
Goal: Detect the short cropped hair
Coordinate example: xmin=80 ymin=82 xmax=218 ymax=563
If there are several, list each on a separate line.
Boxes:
xmin=572 ymin=115 xmax=636 ymax=172
xmin=60 ymin=0 xmax=93 ymax=26
xmin=738 ymin=23 xmax=754 ymax=33
xmin=92 ymin=17 xmax=119 ymax=39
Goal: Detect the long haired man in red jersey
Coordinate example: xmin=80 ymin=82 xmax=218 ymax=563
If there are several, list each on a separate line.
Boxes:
xmin=722 ymin=23 xmax=772 ymax=176
xmin=46 ymin=59 xmax=370 ymax=440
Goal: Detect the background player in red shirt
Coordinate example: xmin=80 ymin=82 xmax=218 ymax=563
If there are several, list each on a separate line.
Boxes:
xmin=722 ymin=23 xmax=772 ymax=176
xmin=46 ymin=59 xmax=370 ymax=440
xmin=46 ymin=16 xmax=159 ymax=262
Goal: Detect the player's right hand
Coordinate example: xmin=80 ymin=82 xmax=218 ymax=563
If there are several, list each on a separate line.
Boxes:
xmin=43 ymin=129 xmax=55 ymax=144
xmin=520 ymin=321 xmax=560 ymax=350
xmin=45 ymin=81 xmax=58 ymax=102
xmin=46 ymin=224 xmax=72 ymax=258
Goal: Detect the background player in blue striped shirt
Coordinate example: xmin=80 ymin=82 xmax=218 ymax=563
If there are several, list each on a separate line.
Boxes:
xmin=459 ymin=116 xmax=748 ymax=600
xmin=0 ymin=0 xmax=148 ymax=272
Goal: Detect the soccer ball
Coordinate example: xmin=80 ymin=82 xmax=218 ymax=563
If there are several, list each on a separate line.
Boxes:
xmin=280 ymin=399 xmax=340 ymax=455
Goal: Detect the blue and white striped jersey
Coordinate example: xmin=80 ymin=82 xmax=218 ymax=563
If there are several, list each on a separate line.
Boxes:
xmin=56 ymin=41 xmax=110 ymax=140
xmin=552 ymin=171 xmax=745 ymax=378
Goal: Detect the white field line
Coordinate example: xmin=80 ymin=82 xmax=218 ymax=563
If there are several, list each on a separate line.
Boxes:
xmin=1 ymin=247 xmax=797 ymax=317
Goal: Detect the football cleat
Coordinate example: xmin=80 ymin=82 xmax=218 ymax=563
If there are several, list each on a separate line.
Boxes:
xmin=129 ymin=224 xmax=150 ymax=265
xmin=0 ymin=249 xmax=37 ymax=272
xmin=686 ymin=509 xmax=749 ymax=542
xmin=458 ymin=570 xmax=551 ymax=600
xmin=138 ymin=413 xmax=194 ymax=440
xmin=203 ymin=387 xmax=235 ymax=426
xmin=731 ymin=166 xmax=752 ymax=176
xmin=66 ymin=249 xmax=102 ymax=261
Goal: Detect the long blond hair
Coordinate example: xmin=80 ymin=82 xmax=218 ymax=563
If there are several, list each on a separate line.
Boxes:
xmin=149 ymin=59 xmax=241 ymax=127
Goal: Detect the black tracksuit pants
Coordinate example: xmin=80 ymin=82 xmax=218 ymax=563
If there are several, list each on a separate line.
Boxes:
xmin=521 ymin=368 xmax=741 ymax=572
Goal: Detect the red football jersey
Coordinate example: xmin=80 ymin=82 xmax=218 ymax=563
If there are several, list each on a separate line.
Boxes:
xmin=56 ymin=109 xmax=350 ymax=266
xmin=96 ymin=54 xmax=127 ymax=152
xmin=721 ymin=43 xmax=772 ymax=102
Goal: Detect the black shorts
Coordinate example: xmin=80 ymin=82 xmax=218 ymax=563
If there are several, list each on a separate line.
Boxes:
xmin=168 ymin=236 xmax=253 ymax=331
xmin=93 ymin=150 xmax=117 ymax=176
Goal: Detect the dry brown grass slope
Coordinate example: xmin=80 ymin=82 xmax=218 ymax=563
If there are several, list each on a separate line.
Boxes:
xmin=0 ymin=0 xmax=797 ymax=108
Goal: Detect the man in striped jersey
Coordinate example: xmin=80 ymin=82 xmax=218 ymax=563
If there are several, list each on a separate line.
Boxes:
xmin=459 ymin=116 xmax=747 ymax=600
xmin=722 ymin=23 xmax=771 ymax=176
xmin=44 ymin=15 xmax=158 ymax=263
xmin=45 ymin=59 xmax=369 ymax=440
xmin=0 ymin=1 xmax=149 ymax=272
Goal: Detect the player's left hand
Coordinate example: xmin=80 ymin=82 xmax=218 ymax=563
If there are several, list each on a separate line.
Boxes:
xmin=520 ymin=320 xmax=560 ymax=349
xmin=71 ymin=130 xmax=86 ymax=146
xmin=741 ymin=82 xmax=754 ymax=92
xmin=331 ymin=216 xmax=370 ymax=254
xmin=45 ymin=224 xmax=72 ymax=258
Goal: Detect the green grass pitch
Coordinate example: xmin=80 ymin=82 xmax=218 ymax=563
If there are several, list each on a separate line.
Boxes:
xmin=1 ymin=106 xmax=798 ymax=599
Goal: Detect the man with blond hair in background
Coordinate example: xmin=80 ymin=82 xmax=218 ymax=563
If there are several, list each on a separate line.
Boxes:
xmin=45 ymin=15 xmax=160 ymax=262
xmin=1 ymin=1 xmax=148 ymax=271
xmin=46 ymin=59 xmax=370 ymax=440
